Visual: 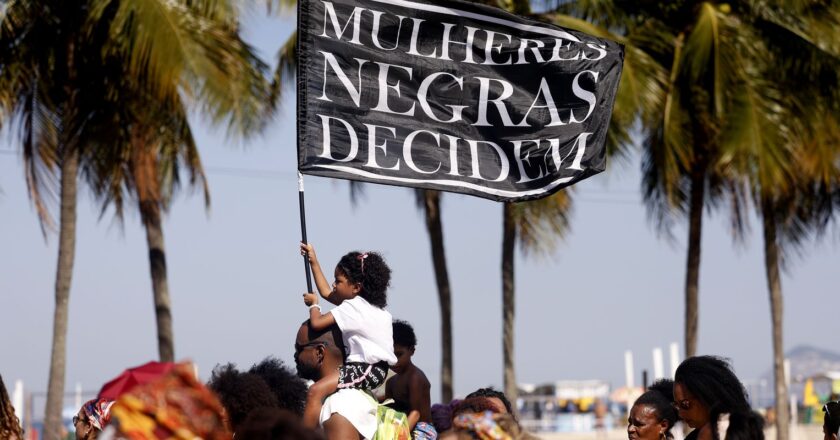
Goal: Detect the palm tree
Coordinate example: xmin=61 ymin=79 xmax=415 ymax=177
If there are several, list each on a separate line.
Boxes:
xmin=83 ymin=0 xmax=269 ymax=363
xmin=0 ymin=3 xmax=103 ymax=437
xmin=0 ymin=0 xmax=267 ymax=437
xmin=719 ymin=7 xmax=840 ymax=439
xmin=415 ymin=189 xmax=456 ymax=402
xmin=496 ymin=5 xmax=666 ymax=405
xmin=546 ymin=3 xmax=839 ymax=439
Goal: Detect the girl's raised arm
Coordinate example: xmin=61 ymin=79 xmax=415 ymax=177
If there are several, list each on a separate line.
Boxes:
xmin=303 ymin=293 xmax=336 ymax=330
xmin=300 ymin=242 xmax=334 ymax=302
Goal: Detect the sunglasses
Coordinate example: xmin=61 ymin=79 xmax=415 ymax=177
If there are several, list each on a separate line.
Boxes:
xmin=672 ymin=399 xmax=691 ymax=411
xmin=72 ymin=415 xmax=84 ymax=425
xmin=294 ymin=341 xmax=326 ymax=352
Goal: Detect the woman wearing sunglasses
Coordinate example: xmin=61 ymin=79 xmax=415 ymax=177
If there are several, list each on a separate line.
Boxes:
xmin=825 ymin=400 xmax=840 ymax=440
xmin=73 ymin=398 xmax=114 ymax=440
xmin=673 ymin=356 xmax=764 ymax=440
xmin=627 ymin=379 xmax=679 ymax=440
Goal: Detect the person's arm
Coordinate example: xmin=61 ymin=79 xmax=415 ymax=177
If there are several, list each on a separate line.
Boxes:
xmin=323 ymin=414 xmax=365 ymax=440
xmin=407 ymin=375 xmax=431 ymax=430
xmin=304 ymin=293 xmax=337 ymax=330
xmin=301 ymin=242 xmax=335 ymax=303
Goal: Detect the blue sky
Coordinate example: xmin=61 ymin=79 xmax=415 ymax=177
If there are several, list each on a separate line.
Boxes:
xmin=1 ymin=9 xmax=838 ymax=410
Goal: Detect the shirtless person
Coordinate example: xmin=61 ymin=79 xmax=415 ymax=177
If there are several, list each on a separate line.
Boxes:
xmin=385 ymin=320 xmax=435 ymax=439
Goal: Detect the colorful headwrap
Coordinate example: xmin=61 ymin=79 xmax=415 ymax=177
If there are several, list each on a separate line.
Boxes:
xmin=109 ymin=363 xmax=231 ymax=440
xmin=452 ymin=412 xmax=513 ymax=440
xmin=82 ymin=398 xmax=115 ymax=430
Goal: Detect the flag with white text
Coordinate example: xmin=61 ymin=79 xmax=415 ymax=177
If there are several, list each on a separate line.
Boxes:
xmin=297 ymin=0 xmax=624 ymax=202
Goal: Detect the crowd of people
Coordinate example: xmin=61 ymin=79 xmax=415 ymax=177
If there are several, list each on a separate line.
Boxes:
xmin=1 ymin=246 xmax=839 ymax=440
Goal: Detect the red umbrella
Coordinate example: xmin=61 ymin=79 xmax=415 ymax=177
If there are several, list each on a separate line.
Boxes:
xmin=98 ymin=361 xmax=176 ymax=400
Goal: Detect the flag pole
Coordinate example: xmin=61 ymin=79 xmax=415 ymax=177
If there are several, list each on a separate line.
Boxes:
xmin=298 ymin=172 xmax=314 ymax=293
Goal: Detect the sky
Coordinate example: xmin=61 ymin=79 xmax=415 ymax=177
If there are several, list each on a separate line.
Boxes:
xmin=1 ymin=8 xmax=839 ymax=415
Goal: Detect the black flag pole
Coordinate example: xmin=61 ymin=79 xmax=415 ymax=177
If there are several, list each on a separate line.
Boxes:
xmin=298 ymin=172 xmax=314 ymax=293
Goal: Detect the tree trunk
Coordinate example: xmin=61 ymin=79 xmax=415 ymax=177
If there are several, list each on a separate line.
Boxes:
xmin=501 ymin=203 xmax=517 ymax=410
xmin=43 ymin=148 xmax=79 ymax=440
xmin=421 ymin=190 xmax=454 ymax=402
xmin=762 ymin=197 xmax=789 ymax=440
xmin=140 ymin=200 xmax=175 ymax=362
xmin=683 ymin=161 xmax=705 ymax=357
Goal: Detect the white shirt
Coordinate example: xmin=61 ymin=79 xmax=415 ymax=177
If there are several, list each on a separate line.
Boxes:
xmin=320 ymin=389 xmax=378 ymax=440
xmin=330 ymin=297 xmax=397 ymax=365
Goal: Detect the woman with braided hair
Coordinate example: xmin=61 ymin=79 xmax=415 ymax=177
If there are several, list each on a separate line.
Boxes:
xmin=0 ymin=373 xmax=23 ymax=440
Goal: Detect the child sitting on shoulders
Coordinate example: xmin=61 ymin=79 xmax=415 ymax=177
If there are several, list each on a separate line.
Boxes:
xmin=300 ymin=243 xmax=397 ymax=428
xmin=386 ymin=320 xmax=435 ymax=439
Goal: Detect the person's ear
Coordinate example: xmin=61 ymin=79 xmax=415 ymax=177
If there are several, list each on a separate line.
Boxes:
xmin=410 ymin=347 xmax=416 ymax=356
xmin=659 ymin=420 xmax=669 ymax=435
xmin=351 ymin=282 xmax=362 ymax=294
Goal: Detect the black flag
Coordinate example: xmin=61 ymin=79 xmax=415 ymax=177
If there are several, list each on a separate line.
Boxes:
xmin=297 ymin=0 xmax=624 ymax=202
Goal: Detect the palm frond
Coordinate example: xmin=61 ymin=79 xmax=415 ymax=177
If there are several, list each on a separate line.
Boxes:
xmin=512 ymin=189 xmax=573 ymax=256
xmin=269 ymin=30 xmax=297 ymax=110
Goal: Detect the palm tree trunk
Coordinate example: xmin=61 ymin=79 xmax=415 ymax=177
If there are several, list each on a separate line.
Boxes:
xmin=761 ymin=197 xmax=789 ymax=440
xmin=140 ymin=200 xmax=175 ymax=362
xmin=501 ymin=203 xmax=517 ymax=409
xmin=422 ymin=190 xmax=454 ymax=402
xmin=684 ymin=161 xmax=705 ymax=357
xmin=44 ymin=147 xmax=79 ymax=440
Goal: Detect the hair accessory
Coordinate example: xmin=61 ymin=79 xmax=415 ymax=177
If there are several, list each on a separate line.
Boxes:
xmin=358 ymin=253 xmax=369 ymax=274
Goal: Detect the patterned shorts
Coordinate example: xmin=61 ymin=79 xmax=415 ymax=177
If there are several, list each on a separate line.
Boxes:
xmin=337 ymin=361 xmax=389 ymax=390
xmin=413 ymin=422 xmax=438 ymax=440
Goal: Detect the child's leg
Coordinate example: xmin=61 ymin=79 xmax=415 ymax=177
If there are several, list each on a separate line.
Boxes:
xmin=303 ymin=370 xmax=339 ymax=428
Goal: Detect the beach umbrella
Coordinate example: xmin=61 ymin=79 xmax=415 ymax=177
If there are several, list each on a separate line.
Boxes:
xmin=98 ymin=361 xmax=175 ymax=400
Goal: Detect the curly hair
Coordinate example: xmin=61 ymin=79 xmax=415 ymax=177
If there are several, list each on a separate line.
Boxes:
xmin=675 ymin=356 xmax=764 ymax=440
xmin=207 ymin=364 xmax=278 ymax=433
xmin=0 ymin=374 xmax=23 ymax=440
xmin=336 ymin=251 xmax=391 ymax=308
xmin=248 ymin=357 xmax=308 ymax=417
xmin=465 ymin=388 xmax=513 ymax=416
xmin=451 ymin=397 xmax=504 ymax=420
xmin=237 ymin=407 xmax=325 ymax=440
xmin=633 ymin=379 xmax=679 ymax=438
xmin=392 ymin=320 xmax=417 ymax=348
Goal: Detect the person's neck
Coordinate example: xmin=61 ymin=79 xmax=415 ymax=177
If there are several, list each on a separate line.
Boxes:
xmin=319 ymin=357 xmax=343 ymax=379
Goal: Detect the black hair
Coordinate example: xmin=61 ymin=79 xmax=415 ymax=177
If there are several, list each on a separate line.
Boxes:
xmin=451 ymin=397 xmax=503 ymax=419
xmin=237 ymin=407 xmax=325 ymax=440
xmin=336 ymin=251 xmax=390 ymax=308
xmin=207 ymin=364 xmax=278 ymax=433
xmin=675 ymin=356 xmax=764 ymax=440
xmin=465 ymin=388 xmax=514 ymax=416
xmin=392 ymin=320 xmax=417 ymax=348
xmin=248 ymin=357 xmax=309 ymax=417
xmin=634 ymin=379 xmax=679 ymax=438
xmin=825 ymin=401 xmax=840 ymax=436
xmin=0 ymin=374 xmax=23 ymax=440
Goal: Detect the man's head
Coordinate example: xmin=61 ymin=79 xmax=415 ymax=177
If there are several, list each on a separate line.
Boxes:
xmin=294 ymin=321 xmax=346 ymax=381
xmin=465 ymin=388 xmax=514 ymax=418
xmin=392 ymin=320 xmax=417 ymax=374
